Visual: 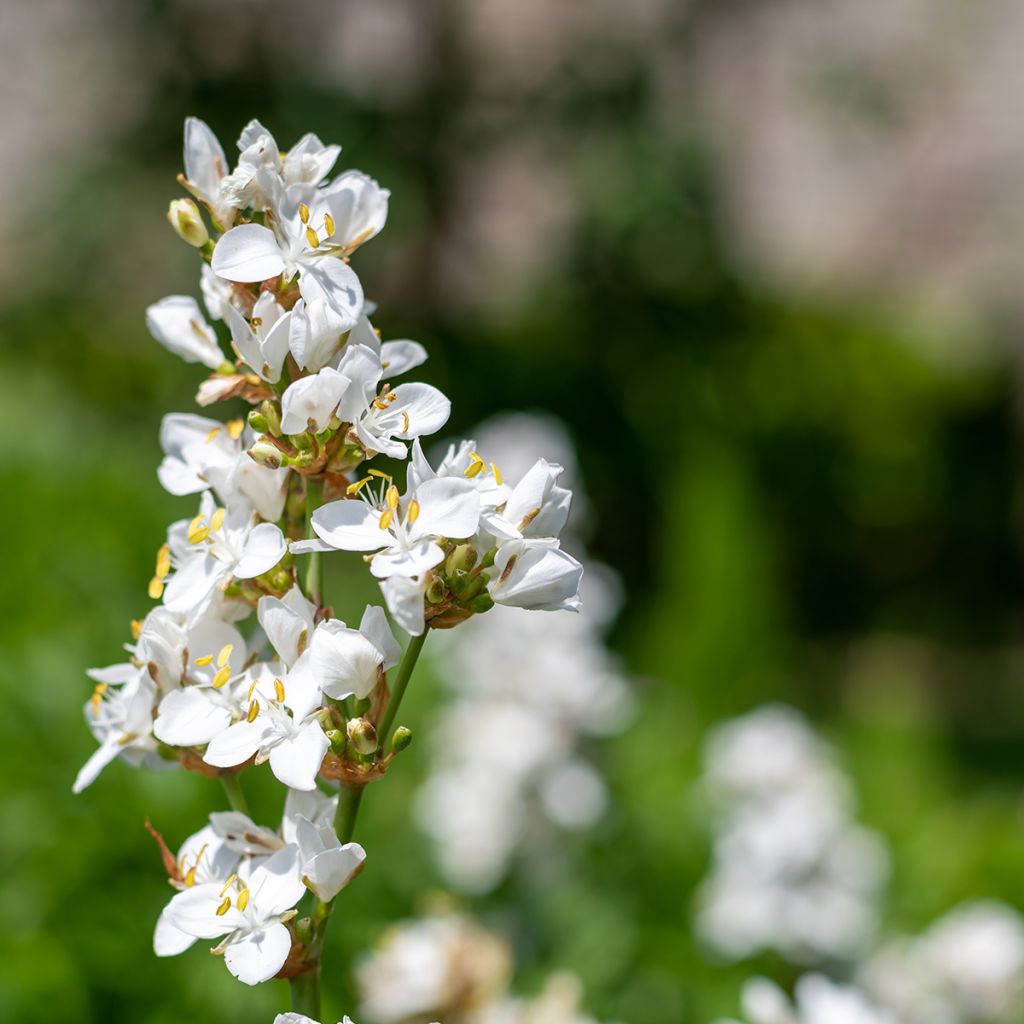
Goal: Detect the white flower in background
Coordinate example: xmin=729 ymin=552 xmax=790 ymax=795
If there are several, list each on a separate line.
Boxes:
xmin=298 ymin=474 xmax=480 ymax=580
xmin=146 ymin=295 xmax=225 ymax=369
xmin=309 ymin=605 xmax=401 ymax=700
xmin=474 ymin=973 xmax=604 ymax=1024
xmin=275 ymin=1015 xmax=360 ymax=1024
xmin=158 ymin=412 xmax=288 ymax=522
xmin=163 ymin=843 xmax=305 ymax=985
xmin=202 ymin=659 xmax=328 ymax=791
xmin=860 ymin=901 xmax=1024 ymax=1024
xmin=487 ymin=538 xmax=582 ymax=612
xmin=154 ymin=823 xmax=241 ymax=957
xmin=279 ymin=366 xmax=350 ymax=435
xmin=333 ymin=343 xmax=450 ymax=459
xmin=162 ymin=493 xmax=287 ymax=618
xmin=480 ymin=458 xmax=571 ymax=542
xmin=696 ymin=705 xmax=889 ymax=964
xmin=715 ymin=975 xmax=896 ymax=1024
xmin=225 ymin=291 xmax=292 ymax=384
xmin=73 ymin=666 xmax=161 ymax=793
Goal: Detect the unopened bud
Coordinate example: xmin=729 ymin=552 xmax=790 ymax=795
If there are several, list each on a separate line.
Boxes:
xmin=445 ymin=544 xmax=477 ymax=577
xmin=425 ymin=577 xmax=447 ymax=604
xmin=391 ymin=726 xmax=413 ymax=753
xmin=290 ymin=431 xmax=314 ymax=452
xmin=248 ymin=408 xmax=270 ymax=434
xmin=249 ymin=439 xmax=283 ymax=470
xmin=346 ymin=717 xmax=378 ymax=756
xmin=325 ymin=728 xmax=347 ymax=755
xmin=294 ymin=916 xmax=315 ymax=944
xmin=289 ymin=449 xmax=315 ymax=469
xmin=167 ymin=198 xmax=209 ymax=247
xmin=468 ymin=593 xmax=495 ymax=614
xmin=260 ymin=399 xmax=282 ymax=436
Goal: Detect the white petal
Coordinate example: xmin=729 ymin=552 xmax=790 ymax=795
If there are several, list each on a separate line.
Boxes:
xmin=248 ymin=844 xmax=306 ymax=916
xmin=370 ymin=540 xmax=444 ymax=580
xmin=165 ymin=882 xmax=246 ymax=939
xmin=212 ymin=224 xmax=285 ymax=283
xmin=72 ymin=738 xmax=121 ymax=794
xmin=268 ymin=723 xmax=329 ymax=791
xmin=298 ymin=257 xmax=364 ymax=330
xmin=258 ymin=588 xmax=315 ymax=669
xmin=410 ymin=477 xmax=481 ymax=541
xmin=183 ymin=117 xmax=227 ymax=206
xmin=389 ymin=382 xmax=451 ymax=440
xmin=225 ymin=302 xmax=267 ymax=378
xmin=487 ymin=540 xmax=582 ymax=611
xmin=310 ymin=622 xmax=383 ymax=700
xmin=163 ymin=553 xmax=222 ymax=613
xmin=235 ymin=522 xmax=287 ymax=579
xmin=146 ymin=296 xmax=224 ymax=369
xmin=359 ymin=605 xmax=401 ymax=670
xmin=223 ymin=923 xmax=292 ymax=985
xmin=380 ymin=576 xmax=426 ymax=637
xmin=311 ymin=499 xmax=384 ymax=552
xmin=323 ymin=170 xmax=389 ymax=248
xmin=154 ymin=689 xmax=232 ymax=747
xmin=302 ymin=842 xmax=366 ymax=902
xmin=204 ymin=719 xmax=273 ymax=769
xmin=379 ymin=339 xmax=427 ymax=376
xmin=154 ymin=909 xmax=197 ymax=957
xmin=279 ymin=367 xmax=349 ymax=434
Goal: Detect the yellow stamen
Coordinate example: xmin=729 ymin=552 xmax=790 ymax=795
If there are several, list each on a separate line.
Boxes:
xmin=210 ymin=507 xmax=226 ymax=531
xmin=379 ymin=509 xmax=394 ymax=531
xmin=298 ymin=202 xmax=310 ymax=224
xmin=194 ymin=654 xmax=214 ymax=667
xmin=367 ymin=469 xmax=391 ymax=479
xmin=247 ymin=700 xmax=260 ymax=723
xmin=219 ymin=874 xmax=238 ymax=897
xmin=407 ymin=499 xmax=420 ymax=524
xmin=184 ymin=866 xmax=197 ymax=887
xmin=346 ymin=476 xmax=372 ymax=496
xmin=401 ymin=411 xmax=410 ymax=434
xmin=187 ymin=515 xmax=207 ymax=543
xmin=250 ymin=317 xmax=263 ymax=329
xmin=226 ymin=419 xmax=244 ymax=440
xmin=491 ymin=462 xmax=503 ymax=485
xmin=274 ymin=678 xmax=286 ymax=703
xmin=206 ymin=427 xmax=221 ymax=443
xmin=130 ymin=619 xmax=143 ymax=640
xmin=212 ymin=665 xmax=231 ymax=690
xmin=216 ymin=644 xmax=234 ymax=668
xmin=155 ymin=543 xmax=171 ymax=579
xmin=189 ymin=527 xmax=210 ymax=545
xmin=323 ymin=213 xmax=335 ymax=237
xmin=236 ymin=887 xmax=251 ymax=911
xmin=148 ymin=576 xmax=165 ymax=600
xmin=465 ymin=460 xmax=484 ymax=479
xmin=386 ymin=485 xmax=399 ymax=510
xmin=215 ymin=896 xmax=231 ymax=916
xmin=305 ymin=226 xmax=320 ymax=248
xmin=372 ymin=396 xmax=389 ymax=410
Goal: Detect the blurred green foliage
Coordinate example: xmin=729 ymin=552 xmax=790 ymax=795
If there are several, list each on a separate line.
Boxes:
xmin=2 ymin=6 xmax=1024 ymax=1023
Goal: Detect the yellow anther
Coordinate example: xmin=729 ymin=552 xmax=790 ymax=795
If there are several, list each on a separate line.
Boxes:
xmin=388 ymin=391 xmax=398 ymax=404
xmin=184 ymin=866 xmax=197 ymax=888
xmin=465 ymin=460 xmax=484 ymax=479
xmin=155 ymin=543 xmax=171 ymax=579
xmin=148 ymin=576 xmax=165 ymax=600
xmin=250 ymin=317 xmax=263 ymax=329
xmin=407 ymin=499 xmax=420 ymax=524
xmin=323 ymin=213 xmax=335 ymax=237
xmin=194 ymin=654 xmax=214 ymax=667
xmin=298 ymin=202 xmax=310 ymax=224
xmin=367 ymin=469 xmax=391 ymax=479
xmin=187 ymin=515 xmax=207 ymax=543
xmin=247 ymin=700 xmax=260 ymax=723
xmin=372 ymin=396 xmax=389 ymax=411
xmin=491 ymin=462 xmax=503 ymax=485
xmin=90 ymin=683 xmax=107 ymax=714
xmin=189 ymin=527 xmax=210 ymax=545
xmin=226 ymin=419 xmax=244 ymax=440
xmin=346 ymin=476 xmax=372 ymax=496
xmin=246 ymin=679 xmax=259 ymax=701
xmin=219 ymin=874 xmax=238 ymax=897
xmin=205 ymin=427 xmax=221 ymax=443
xmin=216 ymin=644 xmax=234 ymax=668
xmin=130 ymin=619 xmax=144 ymax=640
xmin=210 ymin=507 xmax=226 ymax=531
xmin=236 ymin=887 xmax=251 ymax=912
xmin=274 ymin=678 xmax=286 ymax=703
xmin=215 ymin=896 xmax=232 ymax=916
xmin=305 ymin=226 xmax=320 ymax=248
xmin=212 ymin=665 xmax=232 ymax=690
xmin=386 ymin=485 xmax=399 ymax=510
xmin=401 ymin=411 xmax=410 ymax=434
xmin=379 ymin=509 xmax=394 ymax=531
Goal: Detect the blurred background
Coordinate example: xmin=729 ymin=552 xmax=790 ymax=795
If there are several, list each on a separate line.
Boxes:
xmin=3 ymin=0 xmax=1024 ymax=1021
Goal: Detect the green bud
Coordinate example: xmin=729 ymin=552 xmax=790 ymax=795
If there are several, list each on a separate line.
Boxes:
xmin=260 ymin=399 xmax=282 ymax=436
xmin=325 ymin=728 xmax=347 ymax=755
xmin=217 ymin=360 xmax=236 ymax=375
xmin=391 ymin=726 xmax=413 ymax=753
xmin=248 ymin=408 xmax=270 ymax=433
xmin=469 ymin=593 xmax=495 ymax=614
xmin=166 ymin=198 xmax=208 ymax=247
xmin=445 ymin=543 xmax=478 ymax=577
xmin=479 ymin=546 xmax=498 ymax=569
xmin=346 ymin=717 xmax=378 ymax=756
xmin=268 ymin=568 xmax=292 ymax=591
xmin=425 ymin=577 xmax=447 ymax=604
xmin=249 ymin=439 xmax=283 ymax=470
xmin=289 ymin=450 xmax=315 ymax=469
xmin=353 ymin=696 xmax=372 ymax=717
xmin=290 ymin=431 xmax=314 ymax=451
xmin=294 ymin=916 xmax=315 ymax=944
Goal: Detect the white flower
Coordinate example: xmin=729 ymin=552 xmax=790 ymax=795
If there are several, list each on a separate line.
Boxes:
xmin=308 ymin=605 xmax=401 ymax=700
xmin=154 ymin=823 xmax=241 ymax=957
xmin=481 ymin=459 xmax=572 ymax=542
xmin=163 ymin=843 xmax=305 ymax=985
xmin=336 ymin=344 xmax=450 ymax=458
xmin=257 ymin=586 xmax=318 ymax=670
xmin=297 ymin=475 xmax=480 ymax=580
xmin=162 ymin=493 xmax=287 ymax=618
xmin=181 ymin=116 xmax=233 ymax=226
xmin=717 ymin=975 xmax=896 ymax=1024
xmin=487 ymin=539 xmax=582 ymax=612
xmin=380 ymin=575 xmax=430 ymax=637
xmin=294 ymin=815 xmax=366 ymax=902
xmin=202 ymin=658 xmax=328 ymax=791
xmin=225 ymin=291 xmax=292 ymax=383
xmin=127 ymin=605 xmax=187 ymax=695
xmin=73 ymin=667 xmax=159 ymax=793
xmin=279 ymin=366 xmax=350 ymax=435
xmin=146 ymin=295 xmax=224 ymax=369
xmin=158 ymin=412 xmax=287 ymax=522
xmin=408 ymin=438 xmax=507 ymax=511
xmin=275 ymin=1016 xmax=359 ymax=1024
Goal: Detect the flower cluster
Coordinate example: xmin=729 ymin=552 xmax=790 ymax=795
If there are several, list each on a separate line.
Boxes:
xmin=696 ymin=704 xmax=890 ymax=963
xmin=714 ymin=974 xmax=897 ymax=1024
xmin=75 ymin=117 xmax=584 ymax=1013
xmin=413 ymin=414 xmax=631 ymax=891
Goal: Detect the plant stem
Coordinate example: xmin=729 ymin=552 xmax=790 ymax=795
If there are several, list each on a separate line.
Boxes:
xmin=304 ymin=477 xmax=324 ymax=606
xmin=290 ymin=970 xmax=320 ymax=1017
xmin=219 ymin=772 xmax=249 ymax=815
xmin=376 ymin=630 xmax=428 ymax=752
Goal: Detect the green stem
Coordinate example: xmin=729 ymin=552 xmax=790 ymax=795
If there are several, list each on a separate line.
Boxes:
xmin=304 ymin=477 xmax=324 ymax=606
xmin=376 ymin=630 xmax=428 ymax=752
xmin=290 ymin=970 xmax=321 ymax=1017
xmin=219 ymin=772 xmax=249 ymax=815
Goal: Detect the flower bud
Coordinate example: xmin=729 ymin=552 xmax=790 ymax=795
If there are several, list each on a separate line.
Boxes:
xmin=248 ymin=438 xmax=283 ymax=470
xmin=166 ymin=198 xmax=208 ymax=247
xmin=469 ymin=593 xmax=495 ymax=614
xmin=289 ymin=449 xmax=315 ymax=469
xmin=260 ymin=399 xmax=282 ymax=436
xmin=294 ymin=916 xmax=315 ymax=944
xmin=445 ymin=543 xmax=477 ymax=577
xmin=346 ymin=717 xmax=378 ymax=756
xmin=425 ymin=577 xmax=447 ymax=604
xmin=325 ymin=728 xmax=347 ymax=755
xmin=290 ymin=430 xmax=314 ymax=451
xmin=248 ymin=408 xmax=270 ymax=434
xmin=391 ymin=726 xmax=413 ymax=753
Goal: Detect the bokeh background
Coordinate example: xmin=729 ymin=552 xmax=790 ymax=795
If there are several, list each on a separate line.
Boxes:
xmin=3 ymin=1 xmax=1024 ymax=1021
